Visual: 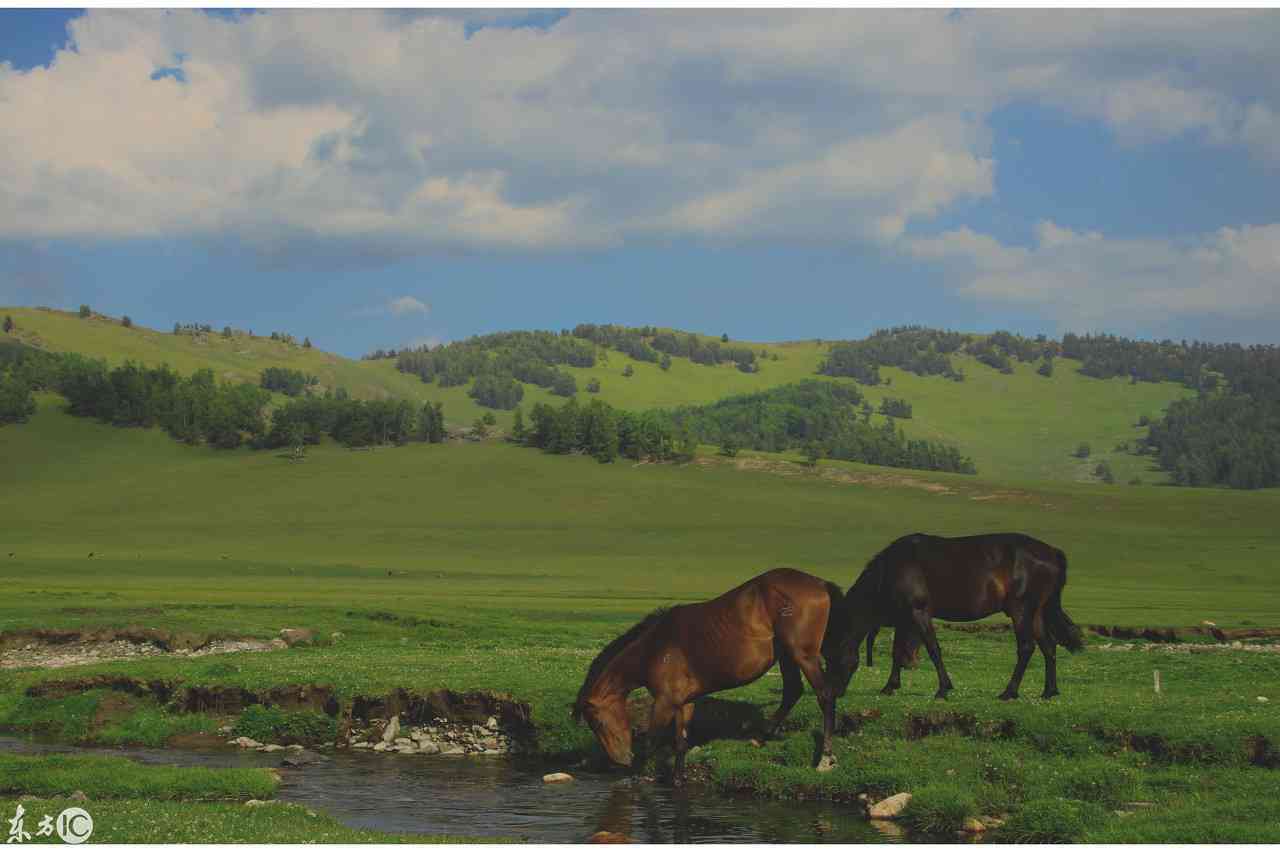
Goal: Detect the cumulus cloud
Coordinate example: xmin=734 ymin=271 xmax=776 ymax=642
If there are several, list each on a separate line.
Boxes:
xmin=4 ymin=8 xmax=1277 ymax=260
xmin=356 ymin=295 xmax=430 ymax=318
xmin=388 ymin=296 xmax=429 ymax=317
xmin=907 ymin=221 xmax=1280 ymax=330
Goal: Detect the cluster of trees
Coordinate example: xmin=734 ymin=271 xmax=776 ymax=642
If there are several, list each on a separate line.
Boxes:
xmin=470 ymin=372 xmax=525 ymax=409
xmin=1053 ymin=333 xmax=1280 ymax=488
xmin=57 ymin=356 xmax=272 ymax=448
xmin=173 ymin=322 xmax=214 ymax=335
xmin=7 ymin=346 xmax=445 ymax=451
xmin=571 ymin=324 xmax=662 ymax=364
xmin=820 ymin=326 xmax=967 ymax=384
xmin=395 ymin=330 xmax=589 ymax=407
xmin=879 ymin=397 xmax=913 ymax=418
xmin=0 ymin=341 xmax=62 ymax=425
xmin=647 ymin=330 xmax=758 ymax=372
xmin=514 ymin=398 xmax=694 ymax=463
xmin=571 ymin=324 xmax=760 ymax=372
xmin=1142 ymin=394 xmax=1280 ymax=489
xmin=260 ymin=367 xmax=319 ymax=397
xmin=264 ymin=396 xmax=446 ymax=449
xmin=362 ymin=348 xmax=400 ymax=360
xmin=664 ymin=380 xmax=976 ymax=474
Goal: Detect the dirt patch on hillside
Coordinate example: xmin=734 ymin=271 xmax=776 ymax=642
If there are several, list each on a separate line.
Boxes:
xmin=0 ymin=627 xmax=287 ymax=670
xmin=696 ymin=455 xmax=956 ymax=494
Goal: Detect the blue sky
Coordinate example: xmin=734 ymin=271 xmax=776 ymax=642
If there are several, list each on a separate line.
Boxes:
xmin=2 ymin=9 xmax=1278 ymax=356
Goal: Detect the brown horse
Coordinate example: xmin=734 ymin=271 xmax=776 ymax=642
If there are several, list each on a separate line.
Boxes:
xmin=834 ymin=533 xmax=1084 ymax=701
xmin=572 ymin=567 xmax=848 ymax=784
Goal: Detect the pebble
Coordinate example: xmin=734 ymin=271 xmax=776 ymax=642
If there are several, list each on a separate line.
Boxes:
xmin=543 ymin=772 xmax=575 ymax=784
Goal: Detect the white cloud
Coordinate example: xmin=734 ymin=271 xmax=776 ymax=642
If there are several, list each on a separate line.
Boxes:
xmin=908 ymin=221 xmax=1280 ymax=329
xmin=388 ymin=296 xmax=429 ymax=317
xmin=356 ymin=295 xmax=430 ymax=318
xmin=1 ymin=9 xmax=1279 ymax=260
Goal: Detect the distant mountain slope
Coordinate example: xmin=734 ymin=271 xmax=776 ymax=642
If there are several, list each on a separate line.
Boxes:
xmin=2 ymin=306 xmax=1190 ymax=483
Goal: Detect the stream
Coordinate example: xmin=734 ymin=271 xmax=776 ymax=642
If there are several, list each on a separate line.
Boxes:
xmin=1 ymin=736 xmax=918 ymax=843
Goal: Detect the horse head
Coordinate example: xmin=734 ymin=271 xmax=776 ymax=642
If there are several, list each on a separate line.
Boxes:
xmin=574 ymin=694 xmax=633 ymax=767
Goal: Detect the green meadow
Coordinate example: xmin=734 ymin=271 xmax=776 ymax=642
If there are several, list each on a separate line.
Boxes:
xmin=1 ymin=314 xmax=1276 ymax=842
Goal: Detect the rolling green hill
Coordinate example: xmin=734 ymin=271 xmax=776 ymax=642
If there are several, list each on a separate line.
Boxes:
xmin=2 ymin=305 xmax=1191 ymax=482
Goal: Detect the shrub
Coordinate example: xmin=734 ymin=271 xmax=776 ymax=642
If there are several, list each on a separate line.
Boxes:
xmin=4 ymin=314 xmax=15 ymax=333
xmin=902 ymin=783 xmax=978 ymax=834
xmin=232 ymin=705 xmax=336 ymax=745
xmin=78 ymin=304 xmax=91 ymax=318
xmin=587 ymin=378 xmax=601 ymax=393
xmin=623 ymin=364 xmax=634 ymax=377
xmin=999 ymin=798 xmax=1104 ymax=843
xmin=122 ymin=315 xmax=133 ymax=328
xmin=1074 ymin=442 xmax=1091 ymax=459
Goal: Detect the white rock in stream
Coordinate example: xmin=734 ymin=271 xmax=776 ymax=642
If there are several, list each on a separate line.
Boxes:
xmin=869 ymin=793 xmax=912 ymax=819
xmin=543 ymin=772 xmax=574 ymax=784
xmin=381 ymin=715 xmax=401 ymax=744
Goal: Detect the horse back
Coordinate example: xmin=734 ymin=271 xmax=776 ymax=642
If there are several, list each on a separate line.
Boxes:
xmin=884 ymin=533 xmax=1063 ymax=619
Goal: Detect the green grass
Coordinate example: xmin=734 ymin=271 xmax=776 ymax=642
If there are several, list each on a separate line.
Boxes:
xmin=3 ymin=306 xmax=1190 ymax=482
xmin=0 ymin=796 xmax=502 ymax=843
xmin=0 ymin=753 xmax=276 ymax=800
xmin=1 ymin=393 xmax=1277 ymax=841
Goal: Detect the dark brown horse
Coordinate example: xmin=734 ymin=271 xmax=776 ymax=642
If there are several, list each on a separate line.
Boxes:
xmin=572 ymin=567 xmax=848 ymax=784
xmin=833 ymin=533 xmax=1084 ymax=701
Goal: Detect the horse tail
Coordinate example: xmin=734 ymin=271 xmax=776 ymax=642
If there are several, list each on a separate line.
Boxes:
xmin=1047 ymin=548 xmax=1085 ymax=653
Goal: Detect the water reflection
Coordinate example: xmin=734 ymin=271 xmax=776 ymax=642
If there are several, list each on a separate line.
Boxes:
xmin=1 ymin=736 xmax=899 ymax=843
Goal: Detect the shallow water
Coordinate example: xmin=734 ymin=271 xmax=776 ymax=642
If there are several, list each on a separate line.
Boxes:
xmin=1 ymin=736 xmax=912 ymax=842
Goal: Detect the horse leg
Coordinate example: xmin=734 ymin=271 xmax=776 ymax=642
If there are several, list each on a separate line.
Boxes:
xmin=866 ymin=624 xmax=879 ymax=668
xmin=672 ymin=703 xmax=695 ymax=784
xmin=1034 ymin=610 xmax=1060 ymax=699
xmin=910 ymin=607 xmax=953 ymax=699
xmin=998 ymin=607 xmax=1035 ymax=701
xmin=792 ymin=653 xmax=837 ymax=772
xmin=647 ymin=696 xmax=679 ymax=782
xmin=880 ymin=622 xmax=909 ymax=695
xmin=766 ymin=651 xmax=803 ymax=738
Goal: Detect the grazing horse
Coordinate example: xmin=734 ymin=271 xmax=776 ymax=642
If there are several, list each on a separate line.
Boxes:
xmin=572 ymin=567 xmax=848 ymax=784
xmin=834 ymin=533 xmax=1084 ymax=701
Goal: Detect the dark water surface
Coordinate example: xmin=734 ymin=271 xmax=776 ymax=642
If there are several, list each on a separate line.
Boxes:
xmin=1 ymin=736 xmax=908 ymax=843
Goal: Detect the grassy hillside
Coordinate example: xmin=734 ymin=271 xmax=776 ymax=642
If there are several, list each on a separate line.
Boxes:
xmin=4 ymin=395 xmax=1277 ymax=627
xmin=2 ymin=306 xmax=1192 ymax=482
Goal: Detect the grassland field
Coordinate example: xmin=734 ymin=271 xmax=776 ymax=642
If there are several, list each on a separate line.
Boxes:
xmin=0 ymin=309 xmax=1276 ymax=842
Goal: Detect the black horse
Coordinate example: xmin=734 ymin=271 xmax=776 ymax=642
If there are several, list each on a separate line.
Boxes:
xmin=833 ymin=532 xmax=1084 ymax=700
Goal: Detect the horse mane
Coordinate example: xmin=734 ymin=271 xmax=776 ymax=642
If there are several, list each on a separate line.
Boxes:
xmin=573 ymin=607 xmax=671 ymax=720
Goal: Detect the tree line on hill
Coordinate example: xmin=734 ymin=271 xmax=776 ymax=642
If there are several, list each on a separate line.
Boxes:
xmin=394 ymin=330 xmax=592 ymax=407
xmin=390 ymin=325 xmax=765 ymax=412
xmin=1061 ymin=333 xmax=1280 ymax=489
xmin=571 ymin=324 xmax=761 ymax=372
xmin=508 ymin=380 xmax=975 ymax=474
xmin=819 ymin=326 xmax=1060 ymax=384
xmin=0 ymin=345 xmax=447 ymax=451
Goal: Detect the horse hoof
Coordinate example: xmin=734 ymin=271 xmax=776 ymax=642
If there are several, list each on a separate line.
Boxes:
xmin=998 ymin=691 xmax=1018 ymax=701
xmin=933 ymin=691 xmax=949 ymax=701
xmin=816 ymin=755 xmax=836 ymax=774
xmin=1041 ymin=690 xmax=1059 ymax=700
xmin=879 ymin=687 xmax=897 ymax=697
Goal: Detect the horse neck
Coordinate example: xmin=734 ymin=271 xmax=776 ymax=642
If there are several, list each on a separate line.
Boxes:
xmin=588 ymin=632 xmax=652 ymax=705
